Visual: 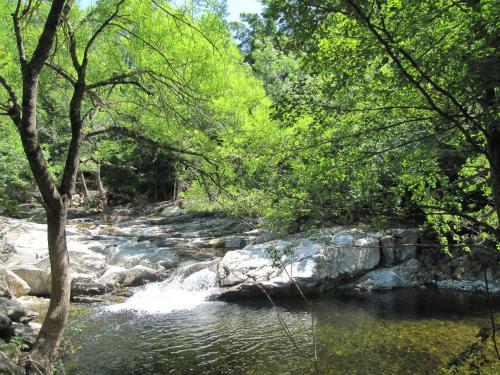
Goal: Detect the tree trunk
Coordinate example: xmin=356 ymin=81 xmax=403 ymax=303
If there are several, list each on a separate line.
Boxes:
xmin=79 ymin=171 xmax=89 ymax=199
xmin=487 ymin=136 xmax=500 ymax=240
xmin=173 ymin=178 xmax=178 ymax=201
xmin=95 ymin=166 xmax=105 ymax=198
xmin=26 ymin=200 xmax=71 ymax=374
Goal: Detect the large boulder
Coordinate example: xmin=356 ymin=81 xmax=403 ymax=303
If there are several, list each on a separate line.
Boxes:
xmin=2 ymin=220 xmax=48 ymax=267
xmin=0 ymin=299 xmax=27 ymax=322
xmin=7 ymin=322 xmax=36 ymax=348
xmin=340 ymin=259 xmax=424 ymax=291
xmin=96 ymin=266 xmax=128 ymax=289
xmin=5 ymin=271 xmax=30 ymax=297
xmin=10 ymin=266 xmax=51 ymax=296
xmin=434 ymin=277 xmax=500 ymax=294
xmin=122 ymin=265 xmax=159 ymax=287
xmin=160 ymin=207 xmax=181 ymax=217
xmin=217 ymin=229 xmax=381 ymax=298
xmin=0 ymin=268 xmax=11 ymax=299
xmin=0 ymin=314 xmax=11 ymax=331
xmin=71 ymin=274 xmax=107 ymax=296
xmin=224 ymin=236 xmax=244 ymax=249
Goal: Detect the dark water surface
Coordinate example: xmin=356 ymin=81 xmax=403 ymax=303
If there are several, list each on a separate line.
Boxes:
xmin=63 ymin=289 xmax=500 ymax=375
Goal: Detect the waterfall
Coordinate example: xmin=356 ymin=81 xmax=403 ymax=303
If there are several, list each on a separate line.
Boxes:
xmin=107 ymin=262 xmax=219 ymax=314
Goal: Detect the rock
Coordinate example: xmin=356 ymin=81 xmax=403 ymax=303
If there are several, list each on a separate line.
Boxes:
xmin=0 ymin=342 xmax=21 ymax=363
xmin=254 ymin=232 xmax=281 ymax=245
xmin=160 ymin=207 xmax=181 ymax=217
xmin=381 ymin=229 xmax=420 ymax=265
xmin=5 ymin=271 xmax=30 ymax=297
xmin=28 ymin=322 xmax=42 ymax=335
xmin=0 ymin=314 xmax=12 ymax=331
xmin=122 ymin=266 xmax=158 ymax=287
xmin=107 ymin=241 xmax=178 ymax=269
xmin=0 ymin=268 xmax=12 ymax=299
xmin=380 ymin=235 xmax=397 ymax=265
xmin=218 ymin=229 xmax=381 ymax=298
xmin=0 ymin=352 xmax=24 ymax=375
xmin=340 ymin=259 xmax=423 ymax=291
xmin=0 ymin=298 xmax=26 ymax=322
xmin=72 ymin=296 xmax=104 ymax=303
xmin=71 ymin=274 xmax=107 ymax=296
xmin=328 ymin=229 xmax=381 ymax=277
xmin=8 ymin=322 xmax=36 ymax=348
xmin=224 ymin=236 xmax=243 ymax=249
xmin=434 ymin=278 xmax=500 ymax=294
xmin=96 ymin=266 xmax=127 ymax=289
xmin=176 ymin=259 xmax=220 ymax=280
xmin=207 ymin=237 xmax=226 ymax=248
xmin=11 ymin=265 xmax=51 ymax=296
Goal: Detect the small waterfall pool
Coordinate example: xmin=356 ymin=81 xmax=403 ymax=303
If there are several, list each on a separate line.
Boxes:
xmin=62 ymin=272 xmax=500 ymax=375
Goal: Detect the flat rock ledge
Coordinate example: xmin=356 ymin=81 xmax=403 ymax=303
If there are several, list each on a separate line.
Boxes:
xmin=215 ymin=228 xmax=500 ymax=300
xmin=216 ymin=228 xmax=417 ymax=300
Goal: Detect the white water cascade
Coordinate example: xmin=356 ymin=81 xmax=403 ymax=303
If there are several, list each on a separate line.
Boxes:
xmin=107 ymin=263 xmax=219 ymax=314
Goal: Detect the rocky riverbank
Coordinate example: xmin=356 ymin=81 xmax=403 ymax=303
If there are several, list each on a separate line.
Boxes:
xmin=1 ymin=202 xmax=499 ymax=305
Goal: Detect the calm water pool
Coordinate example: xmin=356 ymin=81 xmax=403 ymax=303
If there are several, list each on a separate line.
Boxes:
xmin=63 ymin=288 xmax=500 ymax=375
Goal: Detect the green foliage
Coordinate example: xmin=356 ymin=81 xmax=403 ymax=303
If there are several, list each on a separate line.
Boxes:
xmin=10 ymin=336 xmax=29 ymax=351
xmin=195 ymin=0 xmax=500 ymax=247
xmin=0 ymin=123 xmax=31 ymax=214
xmin=1 ymin=0 xmax=498 ymax=254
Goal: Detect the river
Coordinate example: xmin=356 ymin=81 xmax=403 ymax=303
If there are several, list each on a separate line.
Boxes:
xmin=62 ymin=273 xmax=499 ymax=374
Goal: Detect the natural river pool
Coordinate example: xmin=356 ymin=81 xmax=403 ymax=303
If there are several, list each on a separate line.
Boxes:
xmin=62 ymin=288 xmax=500 ymax=375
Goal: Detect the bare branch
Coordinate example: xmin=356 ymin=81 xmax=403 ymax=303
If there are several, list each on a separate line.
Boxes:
xmin=81 ymin=156 xmax=138 ymax=172
xmin=0 ymin=75 xmax=21 ymax=125
xmin=45 ymin=61 xmax=76 ymax=84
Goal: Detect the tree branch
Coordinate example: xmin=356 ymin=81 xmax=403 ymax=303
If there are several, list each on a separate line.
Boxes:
xmin=12 ymin=1 xmax=27 ymax=67
xmin=45 ymin=61 xmax=76 ymax=85
xmin=344 ymin=0 xmax=489 ymax=160
xmin=84 ymin=125 xmax=216 ymax=165
xmin=0 ymin=75 xmax=19 ymax=108
xmin=87 ymin=70 xmax=153 ymax=95
xmin=421 ymin=205 xmax=497 ymax=235
xmin=29 ymin=0 xmax=69 ymax=75
xmin=81 ymin=0 xmax=125 ymax=70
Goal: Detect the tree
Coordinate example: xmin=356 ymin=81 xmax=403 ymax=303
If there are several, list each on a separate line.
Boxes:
xmin=0 ymin=0 xmax=255 ymax=372
xmin=230 ymin=0 xmax=499 ymax=243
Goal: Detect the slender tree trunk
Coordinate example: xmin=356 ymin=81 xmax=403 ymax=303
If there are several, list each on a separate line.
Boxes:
xmin=95 ymin=166 xmax=105 ymax=197
xmin=487 ymin=136 xmax=500 ymax=240
xmin=79 ymin=171 xmax=89 ymax=199
xmin=173 ymin=178 xmax=177 ymax=201
xmin=26 ymin=201 xmax=71 ymax=374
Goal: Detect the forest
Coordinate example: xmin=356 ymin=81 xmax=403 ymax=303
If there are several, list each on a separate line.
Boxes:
xmin=0 ymin=0 xmax=499 ymax=374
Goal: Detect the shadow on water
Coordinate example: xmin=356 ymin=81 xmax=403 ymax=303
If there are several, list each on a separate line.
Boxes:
xmin=63 ymin=288 xmax=500 ymax=375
